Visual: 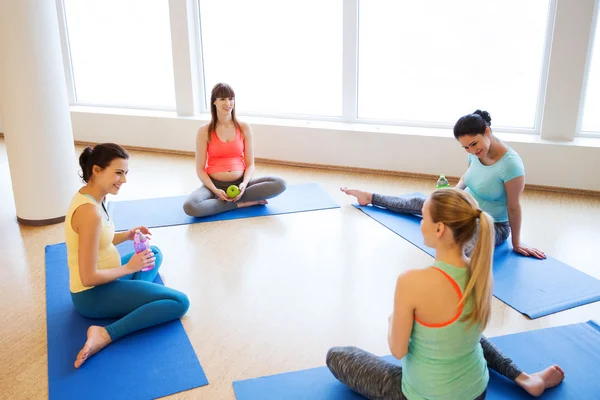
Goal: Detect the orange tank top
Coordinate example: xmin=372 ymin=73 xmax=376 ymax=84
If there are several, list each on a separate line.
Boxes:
xmin=205 ymin=126 xmax=246 ymax=174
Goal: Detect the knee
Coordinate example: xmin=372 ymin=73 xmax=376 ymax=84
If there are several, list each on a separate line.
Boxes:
xmin=176 ymin=292 xmax=190 ymax=317
xmin=183 ymin=199 xmax=214 ymax=218
xmin=326 ymin=347 xmax=339 ymax=367
xmin=150 ymin=246 xmax=163 ymax=267
xmin=271 ymin=176 xmax=287 ymax=195
xmin=326 ymin=346 xmax=355 ymax=369
xmin=183 ymin=199 xmax=198 ymax=216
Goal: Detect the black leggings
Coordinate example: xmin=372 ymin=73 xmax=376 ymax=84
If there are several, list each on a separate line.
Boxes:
xmin=372 ymin=193 xmax=511 ymax=251
xmin=326 ymin=336 xmax=521 ymax=400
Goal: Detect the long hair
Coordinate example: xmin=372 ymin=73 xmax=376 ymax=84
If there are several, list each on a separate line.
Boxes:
xmin=207 ymin=83 xmax=241 ymax=142
xmin=428 ymin=188 xmax=494 ymax=329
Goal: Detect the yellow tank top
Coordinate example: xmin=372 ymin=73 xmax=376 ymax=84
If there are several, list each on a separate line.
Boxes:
xmin=65 ymin=192 xmax=121 ymax=293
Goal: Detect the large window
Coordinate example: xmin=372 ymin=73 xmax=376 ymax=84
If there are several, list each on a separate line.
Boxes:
xmin=64 ymin=0 xmax=176 ymax=109
xmin=57 ymin=0 xmax=600 ymax=141
xmin=199 ymin=0 xmax=343 ymax=117
xmin=581 ymin=14 xmax=600 ymax=134
xmin=358 ymin=0 xmax=551 ymax=129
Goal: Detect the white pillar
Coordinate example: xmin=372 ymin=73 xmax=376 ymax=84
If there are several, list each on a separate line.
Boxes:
xmin=169 ymin=0 xmax=202 ymax=116
xmin=540 ymin=0 xmax=596 ymax=141
xmin=0 ymin=0 xmax=79 ymax=225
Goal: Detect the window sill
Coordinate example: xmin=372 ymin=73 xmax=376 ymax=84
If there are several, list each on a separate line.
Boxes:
xmin=70 ymin=105 xmax=600 ymax=149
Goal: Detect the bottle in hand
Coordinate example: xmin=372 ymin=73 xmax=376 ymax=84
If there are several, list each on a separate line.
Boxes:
xmin=133 ymin=229 xmax=154 ymax=271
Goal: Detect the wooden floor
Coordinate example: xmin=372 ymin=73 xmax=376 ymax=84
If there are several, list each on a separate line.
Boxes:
xmin=1 ymin=138 xmax=599 ymax=399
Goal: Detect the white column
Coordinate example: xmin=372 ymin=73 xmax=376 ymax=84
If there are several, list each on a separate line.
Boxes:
xmin=0 ymin=0 xmax=79 ymax=225
xmin=342 ymin=0 xmax=359 ymax=122
xmin=540 ymin=0 xmax=596 ymax=141
xmin=169 ymin=0 xmax=203 ymax=116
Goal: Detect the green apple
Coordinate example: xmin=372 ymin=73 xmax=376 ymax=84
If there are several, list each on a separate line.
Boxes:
xmin=227 ymin=185 xmax=240 ymax=198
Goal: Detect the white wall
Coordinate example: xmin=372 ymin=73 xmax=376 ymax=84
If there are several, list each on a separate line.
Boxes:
xmin=70 ymin=107 xmax=600 ymax=192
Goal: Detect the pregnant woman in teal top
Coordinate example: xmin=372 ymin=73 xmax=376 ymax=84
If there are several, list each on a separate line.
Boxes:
xmin=342 ymin=110 xmax=545 ymax=259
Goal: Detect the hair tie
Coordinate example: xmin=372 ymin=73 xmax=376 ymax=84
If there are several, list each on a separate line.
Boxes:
xmin=476 ymin=209 xmax=482 ymax=218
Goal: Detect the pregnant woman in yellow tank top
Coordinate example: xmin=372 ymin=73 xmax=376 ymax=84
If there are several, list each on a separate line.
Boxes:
xmin=65 ymin=143 xmax=189 ymax=368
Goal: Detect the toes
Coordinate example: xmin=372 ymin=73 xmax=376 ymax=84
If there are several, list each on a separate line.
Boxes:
xmin=74 ymin=354 xmax=86 ymax=368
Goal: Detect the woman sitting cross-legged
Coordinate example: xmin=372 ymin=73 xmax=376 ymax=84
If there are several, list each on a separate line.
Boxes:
xmin=183 ymin=82 xmax=286 ymax=217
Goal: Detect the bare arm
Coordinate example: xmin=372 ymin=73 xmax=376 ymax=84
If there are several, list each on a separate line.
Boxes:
xmin=74 ymin=205 xmax=138 ymax=287
xmin=455 ymin=160 xmax=469 ymax=190
xmin=240 ymin=122 xmax=255 ymax=186
xmin=505 ymin=176 xmax=545 ymax=259
xmin=112 ymin=230 xmax=131 ymax=246
xmin=388 ymin=270 xmax=417 ymax=360
xmin=112 ymin=226 xmax=152 ymax=246
xmin=195 ymin=125 xmax=220 ymax=194
xmin=455 ymin=173 xmax=467 ymax=190
xmin=505 ymin=176 xmax=525 ymax=246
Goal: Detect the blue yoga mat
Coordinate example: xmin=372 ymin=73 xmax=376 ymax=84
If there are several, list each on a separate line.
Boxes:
xmin=353 ymin=201 xmax=600 ymax=319
xmin=233 ymin=320 xmax=600 ymax=399
xmin=107 ymin=182 xmax=339 ymax=232
xmin=45 ymin=242 xmax=208 ymax=400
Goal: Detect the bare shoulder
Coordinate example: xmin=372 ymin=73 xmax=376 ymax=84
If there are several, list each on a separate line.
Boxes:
xmin=238 ymin=121 xmax=252 ymax=136
xmin=72 ymin=203 xmax=101 ymax=232
xmin=395 ymin=268 xmax=423 ymax=289
xmin=397 ymin=267 xmax=441 ymax=289
xmin=197 ymin=124 xmax=210 ymax=140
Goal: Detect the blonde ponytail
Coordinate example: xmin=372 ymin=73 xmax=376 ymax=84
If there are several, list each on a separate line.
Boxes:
xmin=460 ymin=210 xmax=494 ymax=329
xmin=428 ymin=188 xmax=495 ymax=330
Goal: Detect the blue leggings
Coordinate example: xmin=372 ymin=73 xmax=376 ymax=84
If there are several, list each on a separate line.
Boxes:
xmin=70 ymin=246 xmax=190 ymax=341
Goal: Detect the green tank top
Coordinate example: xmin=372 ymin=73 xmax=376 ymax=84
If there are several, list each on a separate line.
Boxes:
xmin=401 ymin=261 xmax=489 ymax=399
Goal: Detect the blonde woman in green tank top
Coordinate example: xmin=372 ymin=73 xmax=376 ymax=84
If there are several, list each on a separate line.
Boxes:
xmin=327 ymin=188 xmax=564 ymax=399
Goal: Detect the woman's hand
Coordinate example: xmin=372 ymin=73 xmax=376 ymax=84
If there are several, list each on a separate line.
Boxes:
xmin=214 ymin=189 xmax=231 ymax=202
xmin=125 ymin=249 xmax=156 ymax=272
xmin=127 ymin=226 xmax=152 ymax=241
xmin=231 ymin=182 xmax=247 ymax=202
xmin=513 ymin=242 xmax=546 ymax=259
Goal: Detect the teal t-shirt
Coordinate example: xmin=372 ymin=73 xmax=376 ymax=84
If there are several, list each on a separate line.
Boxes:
xmin=401 ymin=261 xmax=488 ymax=400
xmin=464 ymin=147 xmax=525 ymax=223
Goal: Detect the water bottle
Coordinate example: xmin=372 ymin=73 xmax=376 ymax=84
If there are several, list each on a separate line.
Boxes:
xmin=133 ymin=229 xmax=154 ymax=271
xmin=436 ymin=174 xmax=450 ymax=189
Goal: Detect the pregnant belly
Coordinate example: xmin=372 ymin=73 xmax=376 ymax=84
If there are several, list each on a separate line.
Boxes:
xmin=209 ymin=170 xmax=245 ymax=182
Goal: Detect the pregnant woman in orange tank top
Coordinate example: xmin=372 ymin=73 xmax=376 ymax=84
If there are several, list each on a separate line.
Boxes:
xmin=183 ymin=83 xmax=287 ymax=217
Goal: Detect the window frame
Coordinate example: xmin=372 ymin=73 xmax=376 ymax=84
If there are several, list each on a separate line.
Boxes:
xmin=55 ymin=0 xmax=600 ymax=142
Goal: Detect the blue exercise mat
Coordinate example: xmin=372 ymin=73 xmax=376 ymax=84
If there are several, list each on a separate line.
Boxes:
xmin=45 ymin=242 xmax=207 ymax=400
xmin=233 ymin=320 xmax=600 ymax=399
xmin=107 ymin=182 xmax=340 ymax=232
xmin=353 ymin=202 xmax=600 ymax=319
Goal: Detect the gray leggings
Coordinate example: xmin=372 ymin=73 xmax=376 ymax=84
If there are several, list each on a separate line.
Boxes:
xmin=183 ymin=175 xmax=286 ymax=217
xmin=372 ymin=193 xmax=511 ymax=250
xmin=327 ymin=337 xmax=521 ymax=400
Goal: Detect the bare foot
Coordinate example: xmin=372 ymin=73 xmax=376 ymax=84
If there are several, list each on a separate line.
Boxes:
xmin=340 ymin=186 xmax=373 ymax=206
xmin=237 ymin=199 xmax=268 ymax=208
xmin=515 ymin=365 xmax=565 ymax=397
xmin=74 ymin=326 xmax=112 ymax=368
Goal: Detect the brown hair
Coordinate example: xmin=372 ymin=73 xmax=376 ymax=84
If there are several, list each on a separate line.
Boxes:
xmin=207 ymin=83 xmax=242 ymax=142
xmin=428 ymin=188 xmax=494 ymax=329
xmin=78 ymin=143 xmax=129 ymax=183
